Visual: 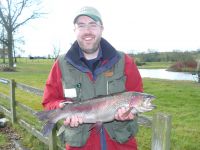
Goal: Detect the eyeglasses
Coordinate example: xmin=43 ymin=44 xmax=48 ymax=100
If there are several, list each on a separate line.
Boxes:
xmin=75 ymin=22 xmax=102 ymax=31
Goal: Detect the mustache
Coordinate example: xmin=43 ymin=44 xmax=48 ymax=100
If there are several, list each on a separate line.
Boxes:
xmin=82 ymin=34 xmax=95 ymax=37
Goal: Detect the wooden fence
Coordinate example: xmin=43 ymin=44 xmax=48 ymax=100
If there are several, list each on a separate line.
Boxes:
xmin=0 ymin=78 xmax=172 ymax=150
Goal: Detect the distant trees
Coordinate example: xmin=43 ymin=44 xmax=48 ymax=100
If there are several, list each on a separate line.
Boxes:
xmin=134 ymin=50 xmax=200 ymax=62
xmin=133 ymin=50 xmax=200 ymax=72
xmin=0 ymin=0 xmax=44 ymax=68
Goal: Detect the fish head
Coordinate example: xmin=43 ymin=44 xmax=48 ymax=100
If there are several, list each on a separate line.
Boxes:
xmin=129 ymin=92 xmax=156 ymax=113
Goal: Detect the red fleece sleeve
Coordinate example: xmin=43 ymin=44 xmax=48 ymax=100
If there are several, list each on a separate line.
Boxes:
xmin=124 ymin=54 xmax=143 ymax=92
xmin=42 ymin=60 xmax=67 ymax=110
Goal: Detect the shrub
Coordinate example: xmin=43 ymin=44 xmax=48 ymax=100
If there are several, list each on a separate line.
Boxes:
xmin=135 ymin=60 xmax=146 ymax=66
xmin=168 ymin=60 xmax=197 ymax=72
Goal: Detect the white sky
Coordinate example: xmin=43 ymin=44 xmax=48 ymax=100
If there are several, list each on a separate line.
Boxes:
xmin=19 ymin=0 xmax=200 ymax=56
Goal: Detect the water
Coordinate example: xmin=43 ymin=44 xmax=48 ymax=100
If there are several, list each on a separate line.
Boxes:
xmin=139 ymin=69 xmax=198 ymax=81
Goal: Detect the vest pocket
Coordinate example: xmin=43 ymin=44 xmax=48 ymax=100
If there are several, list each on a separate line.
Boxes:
xmin=60 ymin=124 xmax=90 ymax=147
xmin=104 ymin=119 xmax=138 ymax=143
xmin=62 ymin=78 xmax=82 ymax=101
xmin=107 ymin=73 xmax=126 ymax=94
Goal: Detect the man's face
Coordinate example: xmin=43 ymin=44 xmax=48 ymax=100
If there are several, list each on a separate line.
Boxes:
xmin=74 ymin=16 xmax=104 ymax=54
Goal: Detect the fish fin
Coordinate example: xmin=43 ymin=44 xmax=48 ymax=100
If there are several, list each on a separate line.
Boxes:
xmin=35 ymin=109 xmax=56 ymax=121
xmin=121 ymin=107 xmax=134 ymax=118
xmin=41 ymin=121 xmax=55 ymax=136
xmin=56 ymin=125 xmax=66 ymax=136
xmin=89 ymin=122 xmax=103 ymax=133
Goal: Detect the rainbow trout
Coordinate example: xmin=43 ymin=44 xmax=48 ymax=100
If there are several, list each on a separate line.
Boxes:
xmin=36 ymin=91 xmax=156 ymax=136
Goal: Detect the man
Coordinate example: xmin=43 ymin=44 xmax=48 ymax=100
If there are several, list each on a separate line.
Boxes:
xmin=42 ymin=6 xmax=143 ymax=150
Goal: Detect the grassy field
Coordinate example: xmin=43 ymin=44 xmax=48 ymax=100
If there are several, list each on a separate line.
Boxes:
xmin=138 ymin=61 xmax=174 ymax=69
xmin=0 ymin=133 xmax=7 ymax=146
xmin=137 ymin=78 xmax=200 ymax=150
xmin=0 ymin=59 xmax=200 ymax=150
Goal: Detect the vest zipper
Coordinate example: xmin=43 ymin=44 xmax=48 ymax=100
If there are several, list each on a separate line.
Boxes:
xmin=93 ymin=81 xmax=96 ymax=97
xmin=78 ymin=74 xmax=82 ymax=100
xmin=106 ymin=81 xmax=109 ymax=95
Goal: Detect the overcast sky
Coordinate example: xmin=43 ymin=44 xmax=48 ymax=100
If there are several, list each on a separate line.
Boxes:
xmin=19 ymin=0 xmax=200 ymax=56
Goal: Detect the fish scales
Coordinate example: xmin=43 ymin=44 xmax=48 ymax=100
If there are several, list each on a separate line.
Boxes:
xmin=36 ymin=91 xmax=156 ymax=136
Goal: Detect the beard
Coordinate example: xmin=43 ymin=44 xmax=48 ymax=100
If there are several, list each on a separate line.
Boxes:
xmin=77 ymin=35 xmax=101 ymax=54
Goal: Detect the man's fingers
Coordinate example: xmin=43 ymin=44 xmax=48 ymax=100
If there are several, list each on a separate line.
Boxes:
xmin=78 ymin=116 xmax=83 ymax=124
xmin=64 ymin=117 xmax=70 ymax=126
xmin=68 ymin=116 xmax=76 ymax=127
xmin=59 ymin=102 xmax=65 ymax=108
xmin=115 ymin=107 xmax=135 ymax=121
xmin=119 ymin=107 xmax=127 ymax=120
xmin=64 ymin=115 xmax=83 ymax=127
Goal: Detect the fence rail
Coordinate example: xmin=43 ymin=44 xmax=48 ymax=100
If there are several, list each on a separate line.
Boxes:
xmin=0 ymin=78 xmax=172 ymax=150
xmin=16 ymin=82 xmax=43 ymax=96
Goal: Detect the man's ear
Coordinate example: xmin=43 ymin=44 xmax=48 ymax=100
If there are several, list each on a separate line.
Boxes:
xmin=101 ymin=25 xmax=104 ymax=31
xmin=73 ymin=26 xmax=76 ymax=32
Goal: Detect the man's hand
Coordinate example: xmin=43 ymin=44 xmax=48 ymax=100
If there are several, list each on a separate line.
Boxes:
xmin=59 ymin=102 xmax=83 ymax=127
xmin=114 ymin=107 xmax=135 ymax=121
xmin=63 ymin=115 xmax=83 ymax=127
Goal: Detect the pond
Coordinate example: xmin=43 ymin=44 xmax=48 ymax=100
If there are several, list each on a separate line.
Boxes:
xmin=139 ymin=69 xmax=199 ymax=81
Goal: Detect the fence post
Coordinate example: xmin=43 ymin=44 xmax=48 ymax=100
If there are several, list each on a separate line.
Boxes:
xmin=49 ymin=124 xmax=58 ymax=150
xmin=151 ymin=112 xmax=172 ymax=150
xmin=10 ymin=79 xmax=17 ymax=124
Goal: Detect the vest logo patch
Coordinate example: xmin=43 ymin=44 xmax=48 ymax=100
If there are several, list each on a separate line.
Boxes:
xmin=104 ymin=71 xmax=113 ymax=77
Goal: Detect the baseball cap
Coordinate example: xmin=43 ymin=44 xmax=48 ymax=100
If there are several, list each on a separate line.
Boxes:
xmin=73 ymin=6 xmax=103 ymax=24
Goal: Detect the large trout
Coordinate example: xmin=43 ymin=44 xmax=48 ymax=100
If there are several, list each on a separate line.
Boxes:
xmin=36 ymin=91 xmax=156 ymax=136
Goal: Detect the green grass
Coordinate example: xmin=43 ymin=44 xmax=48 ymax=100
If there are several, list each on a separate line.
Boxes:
xmin=0 ymin=60 xmax=200 ymax=150
xmin=137 ymin=78 xmax=200 ymax=150
xmin=138 ymin=62 xmax=173 ymax=69
xmin=0 ymin=113 xmax=8 ymax=147
xmin=0 ymin=58 xmax=54 ymax=88
xmin=0 ymin=133 xmax=7 ymax=146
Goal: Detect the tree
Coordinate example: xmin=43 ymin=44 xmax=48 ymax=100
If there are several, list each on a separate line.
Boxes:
xmin=0 ymin=23 xmax=6 ymax=63
xmin=0 ymin=0 xmax=44 ymax=67
xmin=52 ymin=44 xmax=61 ymax=60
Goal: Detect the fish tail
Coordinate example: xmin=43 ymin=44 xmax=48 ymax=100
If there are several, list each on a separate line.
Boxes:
xmin=35 ymin=110 xmax=55 ymax=121
xmin=42 ymin=121 xmax=55 ymax=136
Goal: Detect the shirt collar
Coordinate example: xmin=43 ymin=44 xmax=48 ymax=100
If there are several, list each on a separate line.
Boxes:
xmin=79 ymin=46 xmax=103 ymax=61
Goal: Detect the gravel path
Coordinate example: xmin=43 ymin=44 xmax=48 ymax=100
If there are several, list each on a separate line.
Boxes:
xmin=0 ymin=125 xmax=22 ymax=150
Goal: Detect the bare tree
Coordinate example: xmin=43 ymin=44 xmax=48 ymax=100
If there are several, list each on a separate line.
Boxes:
xmin=0 ymin=0 xmax=44 ymax=68
xmin=52 ymin=44 xmax=61 ymax=60
xmin=0 ymin=24 xmax=6 ymax=63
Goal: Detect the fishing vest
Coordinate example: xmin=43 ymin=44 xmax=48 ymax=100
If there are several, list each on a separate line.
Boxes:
xmin=58 ymin=52 xmax=138 ymax=147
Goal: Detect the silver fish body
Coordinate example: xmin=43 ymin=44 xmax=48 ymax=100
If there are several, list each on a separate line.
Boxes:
xmin=36 ymin=91 xmax=155 ymax=136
